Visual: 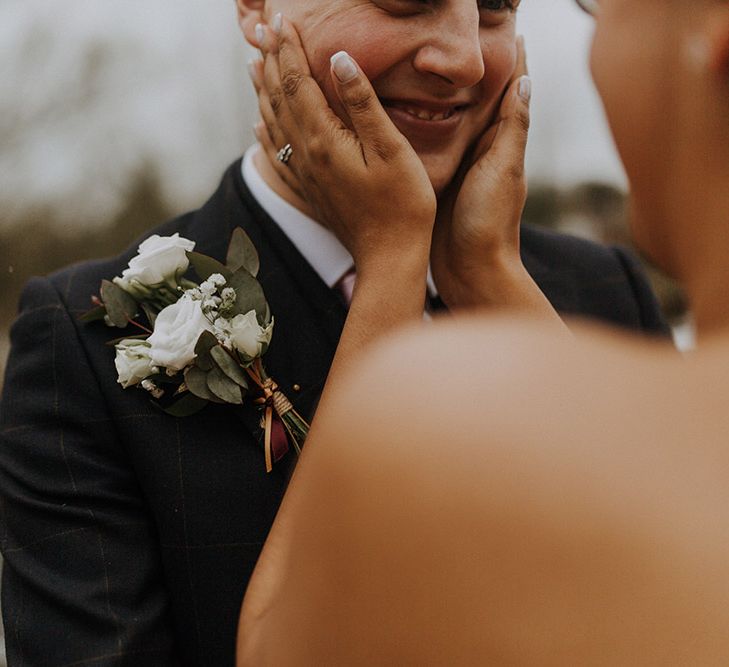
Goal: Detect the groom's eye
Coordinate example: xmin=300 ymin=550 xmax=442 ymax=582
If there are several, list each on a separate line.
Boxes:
xmin=373 ymin=0 xmax=427 ymax=15
xmin=479 ymin=0 xmax=519 ymax=11
xmin=374 ymin=0 xmax=520 ymax=17
xmin=478 ymin=0 xmax=520 ymax=24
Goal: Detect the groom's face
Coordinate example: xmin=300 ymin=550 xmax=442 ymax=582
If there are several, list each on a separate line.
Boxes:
xmin=253 ymin=0 xmax=520 ymax=196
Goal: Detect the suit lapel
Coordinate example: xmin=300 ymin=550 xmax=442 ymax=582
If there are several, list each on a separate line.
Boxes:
xmin=180 ymin=166 xmax=583 ymax=430
xmin=187 ymin=161 xmax=346 ymax=426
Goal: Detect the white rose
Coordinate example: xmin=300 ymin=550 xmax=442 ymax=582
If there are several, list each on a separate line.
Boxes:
xmin=147 ymin=292 xmax=214 ymax=371
xmin=230 ymin=310 xmax=273 ymax=362
xmin=114 ymin=339 xmax=157 ymax=388
xmin=115 ymin=233 xmax=195 ymax=291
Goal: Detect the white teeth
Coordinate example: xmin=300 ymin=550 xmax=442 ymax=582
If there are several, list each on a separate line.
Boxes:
xmin=399 ymin=106 xmax=455 ymax=122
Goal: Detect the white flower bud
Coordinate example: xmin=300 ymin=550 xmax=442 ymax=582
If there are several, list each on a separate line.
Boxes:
xmin=230 ymin=310 xmax=273 ymax=362
xmin=199 ymin=280 xmax=216 ymax=298
xmin=115 ymin=233 xmax=195 ymax=292
xmin=114 ymin=339 xmax=156 ymax=388
xmin=203 ymin=296 xmax=222 ymax=311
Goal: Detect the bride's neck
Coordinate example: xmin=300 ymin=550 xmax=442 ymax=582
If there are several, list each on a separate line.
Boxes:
xmin=675 ymin=174 xmax=729 ymax=341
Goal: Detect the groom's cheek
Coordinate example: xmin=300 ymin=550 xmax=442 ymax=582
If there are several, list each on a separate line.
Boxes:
xmin=479 ymin=34 xmax=518 ymax=101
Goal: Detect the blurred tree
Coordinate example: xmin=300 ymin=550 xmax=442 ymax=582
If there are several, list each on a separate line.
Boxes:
xmin=0 ymin=167 xmax=171 ymax=389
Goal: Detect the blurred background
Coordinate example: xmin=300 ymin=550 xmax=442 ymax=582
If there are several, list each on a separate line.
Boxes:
xmin=0 ymin=0 xmax=688 ymax=660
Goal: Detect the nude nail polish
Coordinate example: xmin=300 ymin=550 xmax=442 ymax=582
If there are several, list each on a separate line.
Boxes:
xmin=255 ymin=23 xmax=266 ymax=48
xmin=330 ymin=51 xmax=358 ymax=84
xmin=518 ymin=76 xmax=532 ymax=102
xmin=272 ymin=13 xmax=283 ymax=35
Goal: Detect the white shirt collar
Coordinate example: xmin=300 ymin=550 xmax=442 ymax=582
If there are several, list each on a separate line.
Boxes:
xmin=243 ymin=145 xmax=352 ymax=288
xmin=242 ymin=145 xmax=437 ymax=296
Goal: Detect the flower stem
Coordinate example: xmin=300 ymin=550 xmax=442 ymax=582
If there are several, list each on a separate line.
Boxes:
xmin=126 ymin=318 xmax=153 ymax=334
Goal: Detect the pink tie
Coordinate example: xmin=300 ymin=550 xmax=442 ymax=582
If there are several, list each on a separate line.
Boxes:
xmin=336 ymin=267 xmax=436 ymax=314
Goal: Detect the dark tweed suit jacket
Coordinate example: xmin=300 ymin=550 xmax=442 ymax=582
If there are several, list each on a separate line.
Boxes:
xmin=0 ymin=160 xmax=668 ymax=666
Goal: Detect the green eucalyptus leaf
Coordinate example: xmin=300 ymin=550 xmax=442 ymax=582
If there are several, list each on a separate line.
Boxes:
xmin=100 ymin=280 xmax=138 ymax=328
xmin=210 ymin=345 xmax=249 ymax=389
xmin=184 ymin=366 xmax=224 ymax=403
xmin=79 ymin=304 xmax=107 ymax=323
xmin=194 ymin=330 xmax=218 ymax=371
xmin=226 ymin=227 xmax=260 ymax=277
xmin=207 ymin=366 xmax=244 ymax=404
xmin=186 ymin=251 xmax=232 ymax=283
xmin=161 ymin=392 xmax=208 ymax=417
xmin=227 ymin=268 xmax=269 ymax=325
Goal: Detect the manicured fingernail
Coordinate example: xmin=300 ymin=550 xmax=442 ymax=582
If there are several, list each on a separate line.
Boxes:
xmin=255 ymin=23 xmax=266 ymax=48
xmin=330 ymin=51 xmax=357 ymax=83
xmin=272 ymin=13 xmax=283 ymax=35
xmin=518 ymin=75 xmax=531 ymax=102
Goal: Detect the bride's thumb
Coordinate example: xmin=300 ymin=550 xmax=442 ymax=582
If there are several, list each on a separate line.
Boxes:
xmin=330 ymin=51 xmax=400 ymax=153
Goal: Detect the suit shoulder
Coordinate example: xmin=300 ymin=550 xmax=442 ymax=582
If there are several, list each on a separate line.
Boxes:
xmin=39 ymin=209 xmax=198 ymax=313
xmin=520 ymin=223 xmax=622 ymax=274
xmin=38 ymin=159 xmax=247 ymax=313
xmin=519 ymin=224 xmax=669 ymax=334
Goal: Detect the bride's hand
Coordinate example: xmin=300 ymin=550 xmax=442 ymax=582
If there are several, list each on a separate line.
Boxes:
xmin=431 ymin=37 xmax=538 ymax=310
xmin=251 ymin=15 xmax=436 ymax=276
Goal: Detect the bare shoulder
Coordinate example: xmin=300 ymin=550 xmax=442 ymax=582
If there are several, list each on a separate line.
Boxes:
xmin=324 ymin=313 xmax=729 ymax=555
xmin=264 ymin=317 xmax=729 ymax=663
xmin=329 ymin=314 xmax=680 ymax=457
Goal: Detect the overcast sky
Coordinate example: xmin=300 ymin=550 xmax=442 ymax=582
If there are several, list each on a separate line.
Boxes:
xmin=519 ymin=1 xmax=626 ymax=187
xmin=0 ymin=0 xmax=626 ymax=232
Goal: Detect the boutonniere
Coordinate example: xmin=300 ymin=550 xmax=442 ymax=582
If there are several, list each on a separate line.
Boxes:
xmin=80 ymin=229 xmax=308 ymax=472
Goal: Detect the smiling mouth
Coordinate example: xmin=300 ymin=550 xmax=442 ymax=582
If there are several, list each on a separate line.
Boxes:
xmin=380 ymin=99 xmax=466 ymax=122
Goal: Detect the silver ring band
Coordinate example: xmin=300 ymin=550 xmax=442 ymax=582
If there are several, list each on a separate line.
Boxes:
xmin=276 ymin=143 xmax=293 ymax=165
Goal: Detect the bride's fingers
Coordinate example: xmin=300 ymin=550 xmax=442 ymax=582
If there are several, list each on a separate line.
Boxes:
xmin=251 ymin=36 xmax=305 ymax=195
xmin=473 ymin=36 xmax=530 ymax=171
xmin=273 ymin=16 xmax=344 ymax=139
xmin=258 ymin=23 xmax=298 ymax=139
xmin=256 ymin=22 xmax=305 ymax=172
xmin=258 ymin=93 xmax=308 ymax=196
xmin=510 ymin=36 xmax=528 ymax=95
xmin=254 ymin=120 xmax=305 ymax=197
xmin=258 ymin=77 xmax=289 ymax=156
xmin=248 ymin=57 xmax=263 ymax=95
xmin=328 ymin=51 xmax=405 ymax=163
xmin=483 ymin=35 xmax=528 ymax=134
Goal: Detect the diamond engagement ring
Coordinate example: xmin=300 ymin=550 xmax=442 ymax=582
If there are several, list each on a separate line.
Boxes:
xmin=276 ymin=143 xmax=293 ymax=165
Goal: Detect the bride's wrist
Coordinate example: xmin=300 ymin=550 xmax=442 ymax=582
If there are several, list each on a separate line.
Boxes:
xmin=435 ymin=255 xmax=532 ymax=309
xmin=354 ymin=234 xmax=431 ymax=276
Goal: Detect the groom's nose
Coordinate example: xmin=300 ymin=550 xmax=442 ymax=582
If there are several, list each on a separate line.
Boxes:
xmin=412 ymin=2 xmax=486 ymax=88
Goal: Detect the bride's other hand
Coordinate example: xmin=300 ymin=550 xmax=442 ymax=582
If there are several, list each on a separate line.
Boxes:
xmin=432 ymin=38 xmax=558 ymax=320
xmin=252 ymin=16 xmax=436 ymax=277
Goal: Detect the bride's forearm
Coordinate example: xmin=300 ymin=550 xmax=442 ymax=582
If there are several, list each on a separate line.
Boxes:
xmin=440 ymin=259 xmax=568 ymax=330
xmin=237 ymin=245 xmax=429 ymax=664
xmin=320 ymin=248 xmax=430 ymax=404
